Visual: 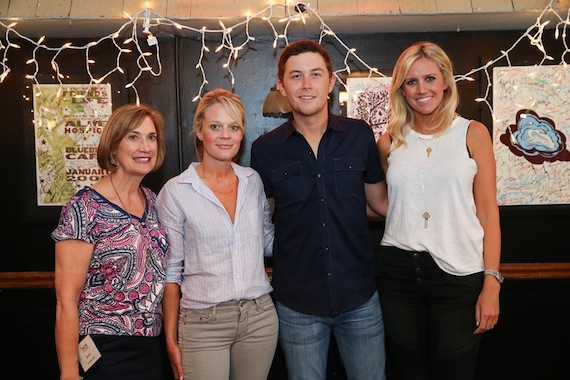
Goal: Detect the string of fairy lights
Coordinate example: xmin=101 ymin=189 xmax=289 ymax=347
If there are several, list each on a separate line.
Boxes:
xmin=453 ymin=1 xmax=570 ymax=117
xmin=0 ymin=0 xmax=569 ymax=118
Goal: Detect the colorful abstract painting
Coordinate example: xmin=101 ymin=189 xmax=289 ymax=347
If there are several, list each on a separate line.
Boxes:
xmin=493 ymin=66 xmax=570 ymax=205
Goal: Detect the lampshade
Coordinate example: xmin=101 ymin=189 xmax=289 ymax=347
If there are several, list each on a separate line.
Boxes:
xmin=263 ymin=86 xmax=291 ymax=118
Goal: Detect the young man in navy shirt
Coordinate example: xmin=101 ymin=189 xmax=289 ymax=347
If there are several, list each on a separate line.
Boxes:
xmin=251 ymin=39 xmax=388 ymax=380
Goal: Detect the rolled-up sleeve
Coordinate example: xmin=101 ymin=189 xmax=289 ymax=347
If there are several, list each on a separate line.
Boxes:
xmin=156 ymin=183 xmax=185 ymax=286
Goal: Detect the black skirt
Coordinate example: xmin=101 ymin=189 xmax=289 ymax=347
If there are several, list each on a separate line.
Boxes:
xmin=80 ymin=335 xmax=167 ymax=380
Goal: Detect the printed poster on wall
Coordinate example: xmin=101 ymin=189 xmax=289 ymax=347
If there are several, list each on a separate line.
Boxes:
xmin=492 ymin=66 xmax=570 ymax=205
xmin=33 ymin=84 xmax=113 ymax=206
xmin=347 ymin=76 xmax=392 ymax=140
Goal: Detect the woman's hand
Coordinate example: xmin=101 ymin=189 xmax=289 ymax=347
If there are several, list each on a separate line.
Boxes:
xmin=55 ymin=240 xmax=93 ymax=380
xmin=474 ymin=276 xmax=500 ymax=334
xmin=162 ymin=283 xmax=183 ymax=379
xmin=166 ymin=340 xmax=184 ymax=380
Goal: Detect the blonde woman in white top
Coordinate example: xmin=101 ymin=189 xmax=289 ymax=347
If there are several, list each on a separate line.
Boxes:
xmin=156 ymin=89 xmax=277 ymax=380
xmin=376 ymin=41 xmax=501 ymax=380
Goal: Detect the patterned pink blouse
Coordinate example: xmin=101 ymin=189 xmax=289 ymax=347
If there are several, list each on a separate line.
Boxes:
xmin=52 ymin=186 xmax=168 ymax=336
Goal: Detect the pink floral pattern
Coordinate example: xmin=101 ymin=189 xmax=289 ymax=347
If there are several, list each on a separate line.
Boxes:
xmin=52 ymin=187 xmax=168 ymax=336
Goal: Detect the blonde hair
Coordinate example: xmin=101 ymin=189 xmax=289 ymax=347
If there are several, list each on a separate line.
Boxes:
xmin=387 ymin=41 xmax=458 ymax=151
xmin=97 ymin=103 xmax=165 ymax=172
xmin=192 ymin=88 xmax=246 ymax=160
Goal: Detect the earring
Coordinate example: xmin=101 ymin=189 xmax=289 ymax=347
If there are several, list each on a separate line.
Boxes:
xmin=110 ymin=155 xmax=116 ymax=165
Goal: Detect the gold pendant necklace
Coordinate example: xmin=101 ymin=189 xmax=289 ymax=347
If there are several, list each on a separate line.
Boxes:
xmin=413 ymin=130 xmax=435 ymax=229
xmin=415 ymin=132 xmax=440 ymax=158
xmin=422 ymin=211 xmax=430 ymax=229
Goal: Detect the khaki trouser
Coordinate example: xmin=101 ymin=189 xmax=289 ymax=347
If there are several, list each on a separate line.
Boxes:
xmin=179 ymin=294 xmax=279 ymax=380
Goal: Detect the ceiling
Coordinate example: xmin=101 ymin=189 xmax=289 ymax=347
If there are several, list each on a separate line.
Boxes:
xmin=5 ymin=10 xmax=555 ymax=39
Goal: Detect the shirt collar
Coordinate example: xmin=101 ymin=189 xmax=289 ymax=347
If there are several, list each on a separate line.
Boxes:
xmin=177 ymin=162 xmax=252 ymax=184
xmin=281 ymin=113 xmax=344 ymax=141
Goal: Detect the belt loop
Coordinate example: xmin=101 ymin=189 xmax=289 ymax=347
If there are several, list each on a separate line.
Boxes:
xmin=212 ymin=305 xmax=217 ymax=321
xmin=254 ymin=296 xmax=261 ymax=311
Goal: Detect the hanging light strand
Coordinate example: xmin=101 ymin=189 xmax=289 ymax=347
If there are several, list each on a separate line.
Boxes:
xmin=455 ymin=1 xmax=570 ymax=115
xmin=0 ymin=0 xmax=568 ymax=116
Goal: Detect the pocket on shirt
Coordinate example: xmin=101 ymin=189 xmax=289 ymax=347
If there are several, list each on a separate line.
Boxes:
xmin=333 ymin=158 xmax=364 ymax=196
xmin=270 ymin=162 xmax=306 ymax=204
xmin=246 ymin=209 xmax=262 ymax=237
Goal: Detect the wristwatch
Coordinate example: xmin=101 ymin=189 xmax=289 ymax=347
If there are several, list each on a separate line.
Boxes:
xmin=483 ymin=268 xmax=504 ymax=284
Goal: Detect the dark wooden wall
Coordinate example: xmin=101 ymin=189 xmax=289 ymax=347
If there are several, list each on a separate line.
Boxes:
xmin=1 ymin=30 xmax=569 ymax=379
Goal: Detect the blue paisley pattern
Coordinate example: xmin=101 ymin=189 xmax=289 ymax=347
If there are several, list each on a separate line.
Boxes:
xmin=52 ymin=187 xmax=168 ymax=336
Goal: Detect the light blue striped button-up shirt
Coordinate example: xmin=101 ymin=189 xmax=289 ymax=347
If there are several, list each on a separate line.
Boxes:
xmin=156 ymin=162 xmax=274 ymax=309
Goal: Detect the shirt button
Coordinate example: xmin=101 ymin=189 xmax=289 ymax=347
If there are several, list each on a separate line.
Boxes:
xmin=320 ymin=198 xmax=324 ymax=202
xmin=325 ymin=247 xmax=329 ymax=251
xmin=348 ymin=165 xmax=353 ymax=169
xmin=322 ymin=223 xmax=326 ymax=227
xmin=284 ymin=172 xmax=288 ymax=176
xmin=327 ymin=273 xmax=332 ymax=276
xmin=317 ymin=174 xmax=321 ymax=178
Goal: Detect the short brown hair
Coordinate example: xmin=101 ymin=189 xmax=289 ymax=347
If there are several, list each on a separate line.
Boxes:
xmin=193 ymin=88 xmax=246 ymax=160
xmin=97 ymin=103 xmax=165 ymax=172
xmin=278 ymin=39 xmax=333 ymax=82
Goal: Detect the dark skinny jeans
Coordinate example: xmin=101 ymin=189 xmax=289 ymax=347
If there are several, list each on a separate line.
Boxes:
xmin=377 ymin=246 xmax=483 ymax=380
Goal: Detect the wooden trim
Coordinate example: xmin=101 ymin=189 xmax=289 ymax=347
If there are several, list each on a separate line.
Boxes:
xmin=0 ymin=271 xmax=55 ymax=288
xmin=500 ymin=263 xmax=570 ymax=279
xmin=0 ymin=264 xmax=569 ymax=288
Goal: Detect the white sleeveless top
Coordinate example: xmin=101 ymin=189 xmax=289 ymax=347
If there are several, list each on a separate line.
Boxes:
xmin=381 ymin=117 xmax=484 ymax=275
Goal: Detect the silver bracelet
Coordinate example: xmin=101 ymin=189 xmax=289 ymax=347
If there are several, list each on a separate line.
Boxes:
xmin=483 ymin=268 xmax=504 ymax=284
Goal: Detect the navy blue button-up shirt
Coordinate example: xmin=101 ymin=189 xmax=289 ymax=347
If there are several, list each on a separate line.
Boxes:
xmin=251 ymin=114 xmax=384 ymax=316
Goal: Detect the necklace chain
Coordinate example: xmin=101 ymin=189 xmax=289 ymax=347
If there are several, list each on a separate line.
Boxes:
xmin=413 ymin=130 xmax=433 ymax=229
xmin=110 ymin=173 xmax=131 ymax=221
xmin=110 ymin=174 xmax=152 ymax=263
xmin=415 ymin=130 xmax=440 ymax=158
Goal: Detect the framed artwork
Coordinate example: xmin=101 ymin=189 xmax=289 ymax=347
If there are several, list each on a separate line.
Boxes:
xmin=492 ymin=65 xmax=570 ymax=206
xmin=346 ymin=75 xmax=392 ymax=140
xmin=33 ymin=83 xmax=113 ymax=206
